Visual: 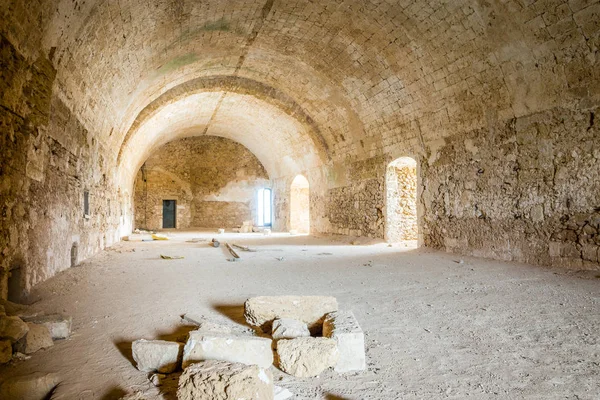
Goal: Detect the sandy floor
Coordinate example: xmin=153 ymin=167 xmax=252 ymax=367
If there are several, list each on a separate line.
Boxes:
xmin=1 ymin=231 xmax=599 ymax=399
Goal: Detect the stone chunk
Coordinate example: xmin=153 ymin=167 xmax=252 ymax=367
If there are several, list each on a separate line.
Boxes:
xmin=23 ymin=314 xmax=72 ymax=339
xmin=15 ymin=323 xmax=54 ymax=354
xmin=244 ymin=296 xmax=338 ymax=332
xmin=276 ymin=337 xmax=338 ymax=377
xmin=178 ymin=360 xmax=273 ymax=400
xmin=0 ymin=340 xmax=11 ymax=364
xmin=271 ymin=318 xmax=310 ymax=340
xmin=182 ymin=331 xmax=273 ymax=369
xmin=323 ymin=311 xmax=366 ymax=373
xmin=0 ymin=372 xmax=60 ymax=400
xmin=181 ymin=314 xmax=232 ymax=334
xmin=132 ymin=339 xmax=183 ymax=373
xmin=0 ymin=316 xmax=29 ymax=343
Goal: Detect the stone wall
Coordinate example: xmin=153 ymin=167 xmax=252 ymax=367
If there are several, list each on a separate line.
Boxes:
xmin=421 ymin=106 xmax=600 ymax=270
xmin=0 ymin=34 xmax=120 ymax=300
xmin=134 ymin=137 xmax=269 ymax=230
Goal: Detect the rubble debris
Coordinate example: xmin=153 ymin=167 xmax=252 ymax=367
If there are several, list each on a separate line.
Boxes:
xmin=323 ymin=311 xmax=366 ymax=373
xmin=263 ymin=229 xmax=272 ymax=236
xmin=225 ymin=243 xmax=240 ymax=259
xmin=0 ymin=372 xmax=61 ymax=400
xmin=0 ymin=340 xmax=11 ymax=364
xmin=244 ymin=296 xmax=339 ymax=333
xmin=23 ymin=314 xmax=72 ymax=340
xmin=277 ymin=337 xmax=339 ymax=377
xmin=160 ymin=254 xmax=184 ymax=260
xmin=218 ymin=228 xmax=225 ymax=234
xmin=152 ymin=233 xmax=169 ymax=240
xmin=271 ymin=318 xmax=310 ymax=341
xmin=15 ymin=323 xmax=54 ymax=354
xmin=0 ymin=316 xmax=29 ymax=343
xmin=132 ymin=339 xmax=183 ymax=373
xmin=182 ymin=331 xmax=273 ymax=369
xmin=149 ymin=373 xmax=166 ymax=387
xmin=239 ymin=221 xmax=254 ymax=233
xmin=178 ymin=360 xmax=274 ymax=400
xmin=231 ymin=243 xmax=256 ymax=252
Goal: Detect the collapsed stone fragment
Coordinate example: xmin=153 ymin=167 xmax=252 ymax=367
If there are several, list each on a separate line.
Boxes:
xmin=276 ymin=337 xmax=338 ymax=377
xmin=0 ymin=372 xmax=60 ymax=400
xmin=15 ymin=323 xmax=54 ymax=354
xmin=182 ymin=330 xmax=273 ymax=368
xmin=0 ymin=340 xmax=11 ymax=364
xmin=132 ymin=339 xmax=183 ymax=373
xmin=244 ymin=296 xmax=338 ymax=332
xmin=323 ymin=311 xmax=366 ymax=373
xmin=0 ymin=316 xmax=29 ymax=343
xmin=23 ymin=314 xmax=72 ymax=340
xmin=178 ymin=360 xmax=274 ymax=400
xmin=271 ymin=318 xmax=310 ymax=340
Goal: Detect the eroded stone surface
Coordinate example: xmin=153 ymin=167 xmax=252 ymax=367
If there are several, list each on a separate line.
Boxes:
xmin=132 ymin=339 xmax=183 ymax=373
xmin=0 ymin=316 xmax=29 ymax=343
xmin=0 ymin=340 xmax=11 ymax=364
xmin=244 ymin=296 xmax=338 ymax=332
xmin=271 ymin=318 xmax=310 ymax=340
xmin=182 ymin=331 xmax=273 ymax=369
xmin=0 ymin=372 xmax=60 ymax=400
xmin=323 ymin=311 xmax=366 ymax=373
xmin=178 ymin=360 xmax=274 ymax=400
xmin=276 ymin=337 xmax=338 ymax=377
xmin=15 ymin=323 xmax=54 ymax=354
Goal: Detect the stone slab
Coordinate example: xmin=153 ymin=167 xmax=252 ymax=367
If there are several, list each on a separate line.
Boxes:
xmin=132 ymin=339 xmax=183 ymax=373
xmin=271 ymin=318 xmax=310 ymax=340
xmin=182 ymin=331 xmax=273 ymax=369
xmin=23 ymin=314 xmax=71 ymax=340
xmin=323 ymin=311 xmax=366 ymax=373
xmin=178 ymin=360 xmax=273 ymax=400
xmin=244 ymin=296 xmax=338 ymax=332
xmin=276 ymin=337 xmax=338 ymax=377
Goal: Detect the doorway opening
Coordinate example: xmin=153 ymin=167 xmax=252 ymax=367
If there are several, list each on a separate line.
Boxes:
xmin=257 ymin=188 xmax=272 ymax=227
xmin=162 ymin=200 xmax=177 ymax=228
xmin=386 ymin=157 xmax=418 ymax=243
xmin=290 ymin=175 xmax=310 ymax=234
xmin=7 ymin=266 xmax=23 ymax=303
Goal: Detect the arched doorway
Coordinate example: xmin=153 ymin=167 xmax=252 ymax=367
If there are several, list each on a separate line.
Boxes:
xmin=386 ymin=157 xmax=418 ymax=243
xmin=290 ymin=175 xmax=310 ymax=234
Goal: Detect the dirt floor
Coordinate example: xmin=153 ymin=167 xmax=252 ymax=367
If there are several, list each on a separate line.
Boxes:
xmin=1 ymin=230 xmax=599 ymax=399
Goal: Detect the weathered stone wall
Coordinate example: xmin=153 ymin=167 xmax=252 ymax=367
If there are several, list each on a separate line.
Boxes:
xmin=0 ymin=34 xmax=120 ymax=300
xmin=421 ymin=106 xmax=600 ymax=270
xmin=134 ymin=137 xmax=269 ymax=230
xmin=386 ymin=161 xmax=418 ymax=242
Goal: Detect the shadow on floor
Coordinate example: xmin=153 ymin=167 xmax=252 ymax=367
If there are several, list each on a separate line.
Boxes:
xmin=100 ymin=386 xmax=128 ymax=400
xmin=211 ymin=303 xmax=248 ymax=327
xmin=323 ymin=394 xmax=352 ymax=400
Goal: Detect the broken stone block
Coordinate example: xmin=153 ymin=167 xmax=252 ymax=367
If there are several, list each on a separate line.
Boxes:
xmin=181 ymin=314 xmax=232 ymax=334
xmin=276 ymin=337 xmax=338 ymax=377
xmin=323 ymin=311 xmax=366 ymax=373
xmin=271 ymin=318 xmax=310 ymax=340
xmin=178 ymin=360 xmax=274 ymax=400
xmin=244 ymin=296 xmax=338 ymax=332
xmin=132 ymin=339 xmax=183 ymax=373
xmin=182 ymin=331 xmax=273 ymax=369
xmin=0 ymin=372 xmax=61 ymax=400
xmin=0 ymin=340 xmax=11 ymax=364
xmin=23 ymin=314 xmax=72 ymax=340
xmin=0 ymin=299 xmax=42 ymax=319
xmin=15 ymin=323 xmax=54 ymax=354
xmin=0 ymin=316 xmax=29 ymax=343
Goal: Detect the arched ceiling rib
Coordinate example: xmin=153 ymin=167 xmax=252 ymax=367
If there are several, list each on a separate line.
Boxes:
xmin=2 ymin=0 xmax=597 ymax=167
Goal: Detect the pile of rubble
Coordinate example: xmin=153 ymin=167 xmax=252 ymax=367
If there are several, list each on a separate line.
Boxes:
xmin=0 ymin=299 xmax=72 ymax=365
xmin=130 ymin=296 xmax=365 ymax=399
